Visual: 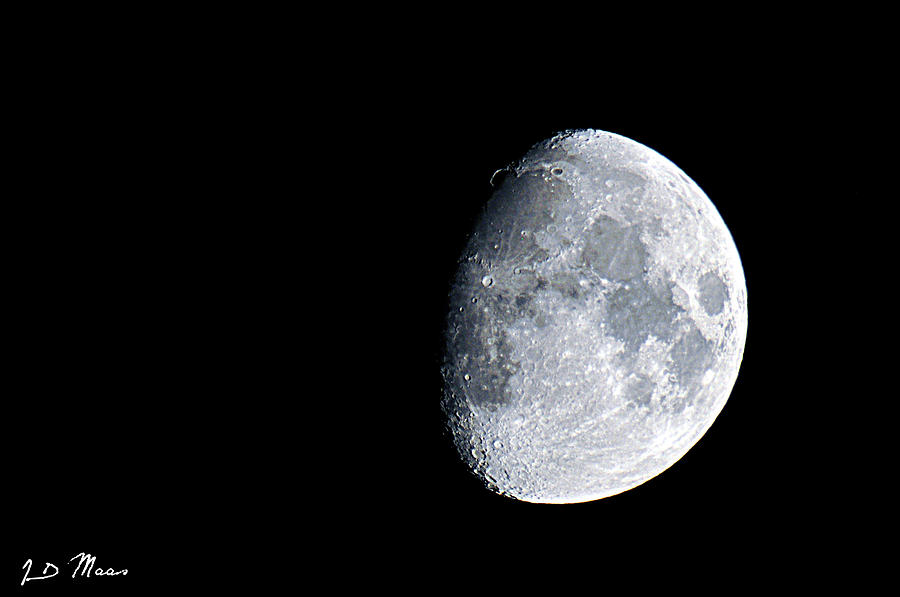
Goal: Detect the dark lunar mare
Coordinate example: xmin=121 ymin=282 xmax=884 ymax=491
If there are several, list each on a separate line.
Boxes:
xmin=443 ymin=171 xmax=577 ymax=409
xmin=444 ymin=156 xmax=718 ymax=415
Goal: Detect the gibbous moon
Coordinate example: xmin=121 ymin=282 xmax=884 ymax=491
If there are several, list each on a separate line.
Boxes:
xmin=441 ymin=129 xmax=747 ymax=503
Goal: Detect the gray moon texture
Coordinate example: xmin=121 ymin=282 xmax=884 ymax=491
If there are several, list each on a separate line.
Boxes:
xmin=440 ymin=129 xmax=747 ymax=504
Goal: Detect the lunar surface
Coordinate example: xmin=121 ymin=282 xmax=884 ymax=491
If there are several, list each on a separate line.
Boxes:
xmin=441 ymin=129 xmax=747 ymax=503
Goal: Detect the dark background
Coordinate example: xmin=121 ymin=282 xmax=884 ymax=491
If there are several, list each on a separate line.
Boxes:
xmin=4 ymin=15 xmax=889 ymax=593
xmin=371 ymin=92 xmax=881 ymax=581
xmin=341 ymin=56 xmax=888 ymax=586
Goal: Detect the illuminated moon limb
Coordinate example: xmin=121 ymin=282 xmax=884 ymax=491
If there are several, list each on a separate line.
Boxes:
xmin=441 ymin=129 xmax=747 ymax=503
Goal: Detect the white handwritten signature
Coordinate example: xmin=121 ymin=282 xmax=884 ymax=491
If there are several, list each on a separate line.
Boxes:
xmin=21 ymin=553 xmax=127 ymax=585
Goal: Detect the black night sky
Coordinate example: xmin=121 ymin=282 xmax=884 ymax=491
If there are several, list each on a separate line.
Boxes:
xmin=5 ymin=17 xmax=888 ymax=593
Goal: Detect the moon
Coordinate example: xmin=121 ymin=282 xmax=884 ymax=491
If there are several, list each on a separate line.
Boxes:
xmin=441 ymin=129 xmax=747 ymax=503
